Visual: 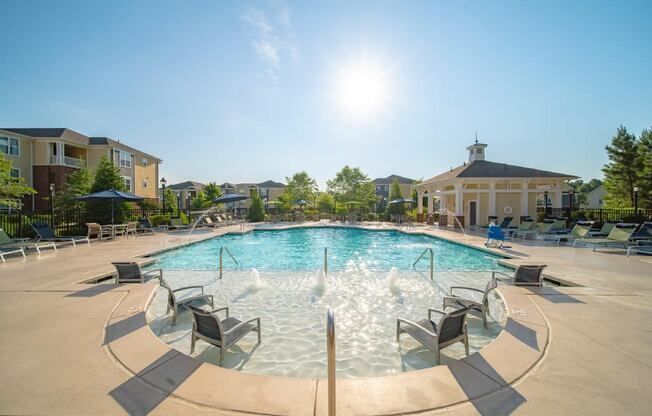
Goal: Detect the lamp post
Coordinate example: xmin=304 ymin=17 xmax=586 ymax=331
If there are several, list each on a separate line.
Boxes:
xmin=49 ymin=183 xmax=56 ymax=230
xmin=569 ymin=189 xmax=575 ymax=219
xmin=160 ymin=177 xmax=167 ymax=212
xmin=634 ymin=186 xmax=639 ymax=219
xmin=544 ymin=190 xmax=549 ymax=217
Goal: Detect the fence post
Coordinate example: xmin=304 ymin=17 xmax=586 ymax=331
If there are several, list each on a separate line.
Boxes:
xmin=18 ymin=209 xmax=23 ymax=238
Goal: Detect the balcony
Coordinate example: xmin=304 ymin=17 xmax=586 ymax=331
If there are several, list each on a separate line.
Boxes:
xmin=50 ymin=155 xmax=85 ymax=168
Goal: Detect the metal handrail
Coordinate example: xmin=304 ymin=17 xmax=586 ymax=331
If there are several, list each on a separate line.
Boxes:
xmin=413 ymin=247 xmax=434 ymax=281
xmin=219 ymin=245 xmax=239 ymax=278
xmin=324 ymin=247 xmax=328 ymax=275
xmin=327 ymin=308 xmax=336 ymax=416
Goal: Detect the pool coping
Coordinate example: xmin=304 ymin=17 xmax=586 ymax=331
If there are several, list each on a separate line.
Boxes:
xmin=102 ymin=223 xmax=552 ymax=415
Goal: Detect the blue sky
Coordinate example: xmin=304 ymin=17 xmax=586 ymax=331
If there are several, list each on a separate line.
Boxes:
xmin=1 ymin=0 xmax=650 ymax=187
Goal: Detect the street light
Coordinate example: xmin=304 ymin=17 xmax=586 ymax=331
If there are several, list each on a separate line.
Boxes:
xmin=49 ymin=183 xmax=56 ymax=229
xmin=160 ymin=177 xmax=167 ymax=211
xmin=634 ymin=186 xmax=639 ymax=215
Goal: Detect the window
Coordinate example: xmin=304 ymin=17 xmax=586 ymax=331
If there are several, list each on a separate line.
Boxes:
xmin=10 ymin=168 xmax=19 ymax=178
xmin=142 ymin=158 xmax=148 ymax=167
xmin=122 ymin=176 xmax=132 ymax=192
xmin=142 ymin=179 xmax=148 ymax=188
xmin=476 ymin=148 xmax=483 ymax=154
xmin=0 ymin=136 xmax=20 ymax=156
xmin=118 ymin=151 xmax=132 ymax=168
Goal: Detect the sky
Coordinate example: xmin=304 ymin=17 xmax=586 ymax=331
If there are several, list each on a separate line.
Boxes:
xmin=1 ymin=0 xmax=650 ymax=188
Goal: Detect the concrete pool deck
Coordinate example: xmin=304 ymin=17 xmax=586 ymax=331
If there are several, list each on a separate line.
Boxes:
xmin=0 ymin=222 xmax=650 ymax=415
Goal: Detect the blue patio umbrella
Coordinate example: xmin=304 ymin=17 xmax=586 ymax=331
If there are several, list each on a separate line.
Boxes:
xmin=389 ymin=198 xmax=414 ymax=205
xmin=75 ymin=188 xmax=143 ymax=224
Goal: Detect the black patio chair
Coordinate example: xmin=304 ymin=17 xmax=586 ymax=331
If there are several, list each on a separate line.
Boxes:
xmin=493 ymin=264 xmax=547 ymax=287
xmin=159 ymin=275 xmax=214 ymax=324
xmin=112 ymin=261 xmax=162 ymax=284
xmin=443 ymin=276 xmax=498 ymax=328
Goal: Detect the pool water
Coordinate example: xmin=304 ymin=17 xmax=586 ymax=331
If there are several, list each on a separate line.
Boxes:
xmin=146 ymin=227 xmax=509 ymax=378
xmin=152 ymin=227 xmax=507 ymax=272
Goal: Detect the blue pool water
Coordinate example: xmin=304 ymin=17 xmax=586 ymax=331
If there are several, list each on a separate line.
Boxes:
xmin=152 ymin=227 xmax=506 ymax=271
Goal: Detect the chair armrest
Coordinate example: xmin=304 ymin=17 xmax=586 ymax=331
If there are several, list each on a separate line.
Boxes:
xmin=143 ymin=268 xmax=162 ymax=277
xmin=223 ymin=317 xmax=261 ymax=335
xmin=173 ymin=285 xmax=204 ymax=294
xmin=210 ymin=306 xmax=229 ymax=317
xmin=12 ymin=237 xmax=31 ymax=242
xmin=428 ymin=308 xmax=446 ymax=320
xmin=492 ymin=271 xmax=512 ymax=279
xmin=397 ymin=317 xmax=436 ymax=337
xmin=450 ymin=286 xmax=484 ymax=295
xmin=181 ymin=294 xmax=213 ymax=304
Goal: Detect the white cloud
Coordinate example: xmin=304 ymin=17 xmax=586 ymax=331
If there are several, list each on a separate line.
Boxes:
xmin=241 ymin=1 xmax=296 ymax=85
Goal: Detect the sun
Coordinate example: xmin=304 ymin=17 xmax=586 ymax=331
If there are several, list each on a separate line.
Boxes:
xmin=333 ymin=58 xmax=391 ymax=121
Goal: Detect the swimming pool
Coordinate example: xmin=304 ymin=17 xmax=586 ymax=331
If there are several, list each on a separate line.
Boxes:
xmin=152 ymin=227 xmax=507 ymax=272
xmin=147 ymin=227 xmax=508 ymax=378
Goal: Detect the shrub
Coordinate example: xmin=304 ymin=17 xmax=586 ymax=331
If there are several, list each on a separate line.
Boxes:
xmin=149 ymin=214 xmax=170 ymax=226
xmin=248 ymin=193 xmax=265 ymax=222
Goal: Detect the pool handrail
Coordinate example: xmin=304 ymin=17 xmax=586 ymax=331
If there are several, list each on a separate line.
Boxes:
xmin=413 ymin=247 xmax=434 ymax=281
xmin=327 ymin=308 xmax=336 ymax=416
xmin=324 ymin=247 xmax=328 ymax=275
xmin=219 ymin=245 xmax=240 ymax=278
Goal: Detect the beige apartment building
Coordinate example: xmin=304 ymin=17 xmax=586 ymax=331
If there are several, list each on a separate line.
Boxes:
xmin=413 ymin=141 xmax=576 ymax=227
xmin=220 ymin=180 xmax=286 ymax=215
xmin=0 ymin=128 xmax=161 ymax=211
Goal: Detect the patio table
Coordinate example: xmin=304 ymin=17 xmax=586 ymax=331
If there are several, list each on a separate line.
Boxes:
xmin=101 ymin=224 xmax=128 ymax=239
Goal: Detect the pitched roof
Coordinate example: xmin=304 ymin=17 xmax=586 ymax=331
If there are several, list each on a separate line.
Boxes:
xmin=167 ymin=181 xmax=205 ymax=190
xmin=3 ymin=128 xmax=89 ymax=144
xmin=372 ymin=174 xmax=415 ymax=185
xmin=257 ymin=180 xmax=285 ymax=188
xmin=422 ymin=160 xmax=576 ymax=185
xmin=88 ymin=136 xmax=161 ymax=161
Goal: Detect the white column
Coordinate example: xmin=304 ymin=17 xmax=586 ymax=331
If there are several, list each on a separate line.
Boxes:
xmin=454 ymin=184 xmax=464 ymax=216
xmin=553 ymin=189 xmax=563 ymax=208
xmin=417 ymin=191 xmax=423 ymax=214
xmin=440 ymin=192 xmax=447 ymax=212
xmin=521 ymin=181 xmax=529 ymax=218
xmin=488 ymin=181 xmax=496 ymax=216
xmin=56 ymin=142 xmax=65 ymax=164
xmin=427 ymin=193 xmax=434 ymax=214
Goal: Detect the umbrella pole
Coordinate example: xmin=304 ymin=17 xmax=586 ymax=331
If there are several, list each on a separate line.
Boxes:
xmin=111 ymin=200 xmax=115 ymax=224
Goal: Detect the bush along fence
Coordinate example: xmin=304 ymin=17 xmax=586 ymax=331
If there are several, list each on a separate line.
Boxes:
xmin=537 ymin=207 xmax=652 ymax=225
xmin=0 ymin=208 xmax=184 ymax=238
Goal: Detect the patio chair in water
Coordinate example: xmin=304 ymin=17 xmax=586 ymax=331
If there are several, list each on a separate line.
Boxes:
xmin=573 ymin=223 xmax=638 ymax=252
xmin=396 ymin=307 xmax=470 ymax=364
xmin=493 ymin=264 xmax=547 ymax=287
xmin=112 ymin=261 xmax=162 ymax=284
xmin=443 ymin=276 xmax=498 ymax=328
xmin=485 ymin=225 xmax=511 ymax=248
xmin=31 ymin=222 xmax=90 ymax=246
xmin=188 ymin=305 xmax=261 ymax=363
xmin=159 ymin=275 xmax=215 ymax=324
xmin=627 ymin=240 xmax=652 ymax=257
xmin=0 ymin=228 xmax=57 ymax=262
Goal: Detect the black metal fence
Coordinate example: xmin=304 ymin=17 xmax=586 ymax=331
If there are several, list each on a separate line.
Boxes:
xmin=537 ymin=207 xmax=652 ymax=225
xmin=0 ymin=208 xmax=183 ymax=238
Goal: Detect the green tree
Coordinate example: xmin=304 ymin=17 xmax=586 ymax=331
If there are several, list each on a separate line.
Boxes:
xmin=191 ymin=190 xmax=211 ymax=210
xmin=283 ymin=171 xmax=318 ymax=203
xmin=203 ymin=182 xmax=222 ymax=202
xmin=326 ymin=166 xmax=376 ymax=212
xmin=247 ymin=192 xmax=265 ymax=222
xmin=0 ymin=153 xmax=35 ymax=209
xmin=89 ymin=157 xmax=127 ymax=222
xmin=386 ymin=179 xmax=405 ymax=215
xmin=602 ymin=126 xmax=641 ymax=208
xmin=637 ymin=128 xmax=652 ymax=209
xmin=315 ymin=192 xmax=334 ymax=212
xmin=56 ymin=163 xmax=93 ymax=210
xmin=162 ymin=188 xmax=178 ymax=210
xmin=137 ymin=198 xmax=158 ymax=211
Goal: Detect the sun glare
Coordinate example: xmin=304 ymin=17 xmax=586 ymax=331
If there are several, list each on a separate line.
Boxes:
xmin=333 ymin=59 xmax=391 ymax=121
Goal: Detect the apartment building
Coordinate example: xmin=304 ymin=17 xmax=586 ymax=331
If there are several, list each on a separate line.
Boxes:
xmin=372 ymin=174 xmax=415 ymax=211
xmin=220 ymin=180 xmax=286 ymax=215
xmin=0 ymin=128 xmax=161 ymax=211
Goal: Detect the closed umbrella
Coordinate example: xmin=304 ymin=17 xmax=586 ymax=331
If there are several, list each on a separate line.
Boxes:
xmin=76 ymin=188 xmax=143 ymax=224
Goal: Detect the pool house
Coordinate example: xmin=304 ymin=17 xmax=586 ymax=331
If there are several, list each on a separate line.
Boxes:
xmin=413 ymin=141 xmax=577 ymax=227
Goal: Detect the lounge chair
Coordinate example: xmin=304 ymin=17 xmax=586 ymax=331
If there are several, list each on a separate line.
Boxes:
xmin=485 ymin=225 xmax=511 ymax=248
xmin=396 ymin=307 xmax=470 ymax=364
xmin=188 ymin=305 xmax=261 ymax=363
xmin=479 ymin=216 xmax=499 ymax=229
xmin=627 ymin=240 xmax=652 ymax=257
xmin=31 ymin=222 xmax=90 ymax=246
xmin=499 ymin=216 xmax=514 ymax=229
xmin=86 ymin=222 xmax=112 ymax=240
xmin=631 ymin=222 xmax=652 ymax=241
xmin=543 ymin=221 xmax=593 ymax=245
xmin=573 ymin=223 xmax=638 ymax=252
xmin=138 ymin=218 xmax=163 ymax=233
xmin=493 ymin=264 xmax=547 ymax=287
xmin=159 ymin=275 xmax=215 ymax=324
xmin=443 ymin=276 xmax=497 ymax=328
xmin=112 ymin=261 xmax=162 ymax=284
xmin=169 ymin=217 xmax=190 ymax=231
xmin=0 ymin=228 xmax=57 ymax=261
xmin=587 ymin=220 xmax=621 ymax=237
xmin=510 ymin=219 xmax=546 ymax=239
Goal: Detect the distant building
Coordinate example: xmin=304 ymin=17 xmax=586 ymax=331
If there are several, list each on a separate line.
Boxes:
xmin=372 ymin=174 xmax=415 ymax=211
xmin=220 ymin=180 xmax=286 ymax=215
xmin=166 ymin=181 xmax=205 ymax=210
xmin=413 ymin=141 xmax=577 ymax=227
xmin=1 ymin=128 xmax=161 ymax=211
xmin=584 ymin=184 xmax=606 ymax=209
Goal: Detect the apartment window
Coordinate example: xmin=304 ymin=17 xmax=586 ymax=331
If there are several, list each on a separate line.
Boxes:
xmin=142 ymin=179 xmax=148 ymax=188
xmin=384 ymin=186 xmax=389 ymax=192
xmin=118 ymin=151 xmax=132 ymax=168
xmin=0 ymin=136 xmax=20 ymax=156
xmin=122 ymin=176 xmax=132 ymax=192
xmin=10 ymin=168 xmax=19 ymax=178
xmin=142 ymin=158 xmax=148 ymax=167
